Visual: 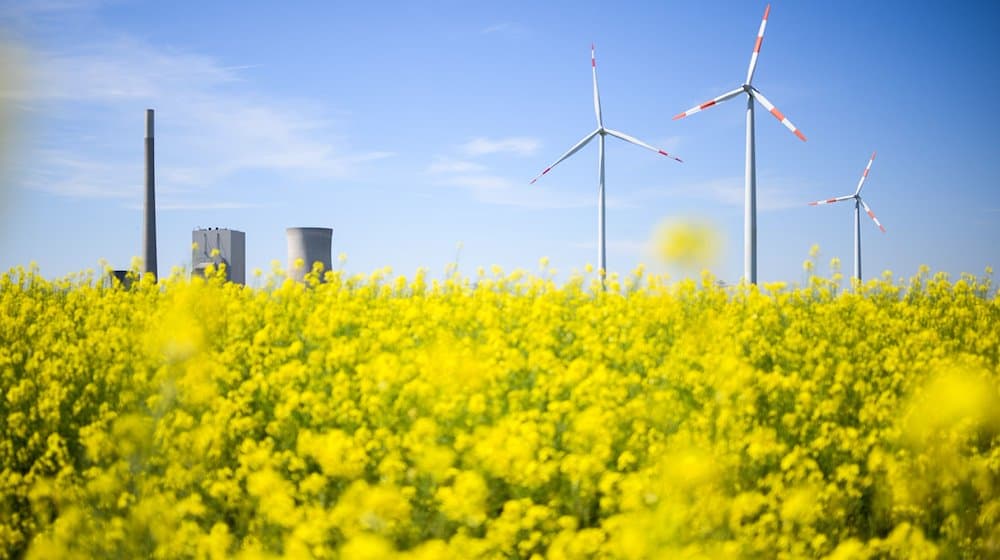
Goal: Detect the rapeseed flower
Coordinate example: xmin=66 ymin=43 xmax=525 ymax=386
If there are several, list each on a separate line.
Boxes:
xmin=0 ymin=264 xmax=996 ymax=558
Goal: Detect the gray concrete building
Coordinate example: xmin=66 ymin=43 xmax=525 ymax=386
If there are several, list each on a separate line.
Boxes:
xmin=192 ymin=228 xmax=246 ymax=284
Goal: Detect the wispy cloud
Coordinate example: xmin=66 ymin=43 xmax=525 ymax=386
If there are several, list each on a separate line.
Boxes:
xmin=630 ymin=176 xmax=811 ymax=212
xmin=123 ymin=201 xmax=265 ymax=211
xmin=480 ymin=22 xmax=526 ymax=36
xmin=655 ymin=135 xmax=683 ymax=154
xmin=435 ymin=172 xmax=593 ymax=209
xmin=571 ymin=239 xmax=649 ymax=257
xmin=4 ymin=38 xmax=392 ymax=202
xmin=440 ymin=175 xmax=511 ymax=191
xmin=21 ymin=149 xmax=137 ymax=199
xmin=482 ymin=185 xmax=594 ymax=209
xmin=426 ymin=134 xmax=595 ymax=209
xmin=2 ymin=40 xmax=238 ymax=102
xmin=429 ymin=135 xmax=598 ymax=209
xmin=0 ymin=0 xmax=106 ymax=22
xmin=461 ymin=136 xmax=540 ymax=157
xmin=426 ymin=157 xmax=486 ymax=174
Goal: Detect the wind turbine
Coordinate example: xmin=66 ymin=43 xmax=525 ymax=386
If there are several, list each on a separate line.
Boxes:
xmin=673 ymin=4 xmax=806 ymax=284
xmin=530 ymin=44 xmax=682 ymax=276
xmin=808 ymin=151 xmax=885 ymax=281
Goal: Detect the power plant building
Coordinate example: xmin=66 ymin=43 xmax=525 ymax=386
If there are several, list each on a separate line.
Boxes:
xmin=192 ymin=228 xmax=246 ymax=284
xmin=287 ymin=227 xmax=333 ymax=282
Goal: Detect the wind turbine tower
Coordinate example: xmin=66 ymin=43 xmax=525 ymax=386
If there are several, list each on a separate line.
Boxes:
xmin=674 ymin=5 xmax=806 ymax=283
xmin=530 ymin=44 xmax=682 ymax=276
xmin=808 ymin=151 xmax=886 ymax=281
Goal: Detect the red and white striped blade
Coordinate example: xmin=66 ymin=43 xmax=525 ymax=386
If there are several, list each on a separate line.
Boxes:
xmin=859 ymin=198 xmax=886 ymax=233
xmin=591 ymin=44 xmax=603 ymax=127
xmin=808 ymin=194 xmax=854 ymax=206
xmin=605 ymin=128 xmax=683 ymax=162
xmin=746 ymin=4 xmax=771 ymax=85
xmin=748 ymin=87 xmax=806 ymax=141
xmin=529 ymin=129 xmax=600 ymax=184
xmin=673 ymin=87 xmax=744 ymax=120
xmin=854 ymin=151 xmax=877 ymax=195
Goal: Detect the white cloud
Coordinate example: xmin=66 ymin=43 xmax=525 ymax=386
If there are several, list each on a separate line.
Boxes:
xmin=461 ymin=136 xmax=540 ymax=157
xmin=440 ymin=175 xmax=511 ymax=191
xmin=571 ymin=239 xmax=650 ymax=257
xmin=655 ymin=135 xmax=683 ymax=154
xmin=0 ymin=0 xmax=106 ymax=23
xmin=426 ymin=157 xmax=486 ymax=174
xmin=20 ymin=149 xmax=137 ymax=199
xmin=428 ymin=135 xmax=595 ymax=208
xmin=482 ymin=186 xmax=594 ymax=209
xmin=480 ymin=22 xmax=527 ymax=36
xmin=123 ymin=201 xmax=264 ymax=211
xmin=5 ymin=38 xmax=392 ymax=202
xmin=631 ymin=176 xmax=811 ymax=212
xmin=432 ymin=171 xmax=591 ymax=209
xmin=3 ymin=40 xmax=238 ymax=102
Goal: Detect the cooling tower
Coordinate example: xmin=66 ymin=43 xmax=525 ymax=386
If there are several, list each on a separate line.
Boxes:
xmin=286 ymin=227 xmax=333 ymax=282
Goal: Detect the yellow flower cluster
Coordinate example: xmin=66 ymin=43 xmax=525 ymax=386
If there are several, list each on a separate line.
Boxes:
xmin=0 ymin=263 xmax=997 ymax=558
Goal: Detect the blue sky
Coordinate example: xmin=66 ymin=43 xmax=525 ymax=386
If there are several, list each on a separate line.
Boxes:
xmin=1 ymin=0 xmax=998 ymax=283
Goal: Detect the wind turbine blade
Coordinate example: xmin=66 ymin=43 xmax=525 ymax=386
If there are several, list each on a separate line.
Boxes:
xmin=859 ymin=198 xmax=886 ymax=233
xmin=673 ymin=87 xmax=745 ymax=120
xmin=604 ymin=128 xmax=683 ymax=162
xmin=808 ymin=194 xmax=855 ymax=206
xmin=748 ymin=87 xmax=806 ymax=141
xmin=592 ymin=44 xmax=603 ymax=127
xmin=854 ymin=151 xmax=877 ymax=195
xmin=746 ymin=4 xmax=771 ymax=85
xmin=529 ymin=129 xmax=600 ymax=184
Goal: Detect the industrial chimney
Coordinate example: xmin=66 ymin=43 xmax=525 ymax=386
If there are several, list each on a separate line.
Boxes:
xmin=286 ymin=227 xmax=333 ymax=282
xmin=143 ymin=109 xmax=157 ymax=278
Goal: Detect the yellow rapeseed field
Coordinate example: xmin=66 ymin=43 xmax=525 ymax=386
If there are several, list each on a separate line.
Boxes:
xmin=1 ymin=261 xmax=998 ymax=559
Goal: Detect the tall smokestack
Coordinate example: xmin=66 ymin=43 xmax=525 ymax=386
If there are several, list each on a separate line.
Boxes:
xmin=143 ymin=108 xmax=157 ymax=278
